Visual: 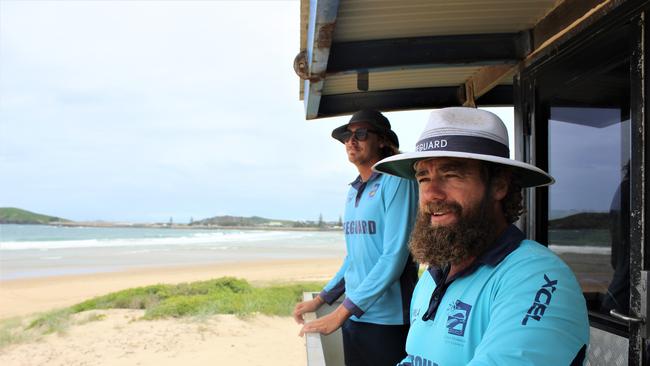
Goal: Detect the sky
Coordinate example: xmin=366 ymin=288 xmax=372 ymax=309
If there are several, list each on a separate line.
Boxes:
xmin=0 ymin=0 xmax=514 ymax=223
xmin=549 ymin=110 xmax=628 ymax=214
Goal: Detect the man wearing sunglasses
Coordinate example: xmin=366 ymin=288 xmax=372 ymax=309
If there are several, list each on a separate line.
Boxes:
xmin=294 ymin=109 xmax=419 ymax=366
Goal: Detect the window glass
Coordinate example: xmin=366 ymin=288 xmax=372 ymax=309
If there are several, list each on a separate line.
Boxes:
xmin=547 ymin=62 xmax=630 ymax=319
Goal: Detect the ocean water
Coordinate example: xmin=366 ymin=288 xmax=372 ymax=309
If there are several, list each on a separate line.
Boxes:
xmin=0 ymin=224 xmax=346 ymax=281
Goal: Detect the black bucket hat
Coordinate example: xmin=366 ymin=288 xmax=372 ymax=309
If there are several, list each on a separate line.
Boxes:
xmin=331 ymin=109 xmax=399 ymax=148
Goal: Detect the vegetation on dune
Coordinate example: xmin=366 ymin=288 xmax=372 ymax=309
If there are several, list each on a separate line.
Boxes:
xmin=0 ymin=207 xmax=70 ymax=225
xmin=70 ymin=277 xmax=322 ymax=319
xmin=0 ymin=277 xmax=324 ymax=349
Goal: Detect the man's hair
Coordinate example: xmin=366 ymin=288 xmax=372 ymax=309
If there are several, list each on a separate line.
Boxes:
xmin=377 ymin=133 xmax=399 ymax=159
xmin=481 ymin=162 xmax=524 ymax=224
xmin=379 ymin=142 xmax=399 ymax=159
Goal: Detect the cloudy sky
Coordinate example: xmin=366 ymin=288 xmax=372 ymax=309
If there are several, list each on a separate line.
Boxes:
xmin=0 ymin=0 xmax=513 ymax=223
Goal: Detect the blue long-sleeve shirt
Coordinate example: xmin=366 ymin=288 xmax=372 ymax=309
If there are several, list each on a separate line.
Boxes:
xmin=320 ymin=172 xmax=418 ymax=325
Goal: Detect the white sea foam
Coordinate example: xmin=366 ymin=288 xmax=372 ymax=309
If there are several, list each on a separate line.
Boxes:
xmin=0 ymin=230 xmax=324 ymax=250
xmin=0 ymin=225 xmax=346 ymax=281
xmin=549 ymin=244 xmax=611 ymax=255
xmin=123 ymin=249 xmax=153 ymax=254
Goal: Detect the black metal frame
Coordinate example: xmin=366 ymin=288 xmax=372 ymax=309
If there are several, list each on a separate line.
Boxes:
xmin=629 ymin=10 xmax=647 ymax=363
xmin=327 ymin=33 xmax=528 ymax=73
xmin=517 ymin=1 xmax=648 ymax=364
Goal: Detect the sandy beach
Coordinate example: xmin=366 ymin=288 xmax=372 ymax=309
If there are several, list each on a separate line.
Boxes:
xmin=0 ymin=258 xmax=343 ymax=366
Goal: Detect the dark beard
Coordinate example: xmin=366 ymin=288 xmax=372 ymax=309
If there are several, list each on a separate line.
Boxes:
xmin=408 ymin=198 xmax=496 ymax=268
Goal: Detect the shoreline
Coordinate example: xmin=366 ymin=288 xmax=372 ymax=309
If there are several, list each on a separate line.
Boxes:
xmin=0 ymin=257 xmax=342 ymax=320
xmin=1 ymin=222 xmax=343 ymax=232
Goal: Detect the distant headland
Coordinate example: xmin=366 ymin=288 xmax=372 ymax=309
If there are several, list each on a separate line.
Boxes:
xmin=0 ymin=207 xmax=341 ymax=231
xmin=0 ymin=207 xmax=71 ymax=225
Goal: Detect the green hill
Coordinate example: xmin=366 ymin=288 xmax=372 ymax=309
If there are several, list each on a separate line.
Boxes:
xmin=192 ymin=215 xmax=295 ymax=227
xmin=0 ymin=207 xmax=70 ymax=225
xmin=548 ymin=212 xmax=610 ymax=230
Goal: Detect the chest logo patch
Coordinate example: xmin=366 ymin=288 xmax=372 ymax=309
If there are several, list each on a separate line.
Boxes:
xmin=368 ymin=183 xmax=380 ymax=198
xmin=446 ymin=300 xmax=472 ymax=336
xmin=411 ymin=307 xmax=421 ymax=324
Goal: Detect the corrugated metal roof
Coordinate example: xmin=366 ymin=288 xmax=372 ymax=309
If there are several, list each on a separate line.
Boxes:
xmin=334 ymin=0 xmax=561 ymax=41
xmin=300 ymin=0 xmax=562 ymax=49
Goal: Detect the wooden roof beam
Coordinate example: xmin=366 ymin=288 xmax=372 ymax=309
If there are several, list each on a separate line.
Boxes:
xmin=461 ymin=64 xmax=518 ymax=107
xmin=532 ymin=0 xmax=610 ymax=50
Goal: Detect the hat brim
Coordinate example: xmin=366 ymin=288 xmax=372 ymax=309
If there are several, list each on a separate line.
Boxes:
xmin=331 ymin=125 xmax=349 ymax=143
xmin=373 ymin=151 xmax=554 ymax=188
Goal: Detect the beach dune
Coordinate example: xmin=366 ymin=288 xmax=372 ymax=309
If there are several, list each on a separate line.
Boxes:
xmin=0 ymin=258 xmax=343 ymax=366
xmin=1 ymin=310 xmax=306 ymax=366
xmin=0 ymin=258 xmax=342 ymax=319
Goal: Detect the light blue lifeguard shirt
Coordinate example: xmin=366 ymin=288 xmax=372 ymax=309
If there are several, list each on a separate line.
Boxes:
xmin=320 ymin=172 xmax=419 ymax=325
xmin=399 ymin=225 xmax=589 ymax=366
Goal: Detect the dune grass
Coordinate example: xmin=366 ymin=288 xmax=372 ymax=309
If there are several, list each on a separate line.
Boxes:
xmin=0 ymin=277 xmax=324 ymax=349
xmin=0 ymin=317 xmax=34 ymax=348
xmin=70 ymin=277 xmax=324 ymax=319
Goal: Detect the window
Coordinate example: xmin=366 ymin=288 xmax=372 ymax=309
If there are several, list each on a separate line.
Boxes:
xmin=545 ymin=58 xmax=630 ymax=330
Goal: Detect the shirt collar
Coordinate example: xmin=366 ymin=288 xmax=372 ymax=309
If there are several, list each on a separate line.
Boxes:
xmin=476 ymin=224 xmax=526 ymax=266
xmin=350 ymin=172 xmax=381 ymax=190
xmin=428 ymin=224 xmax=525 ymax=284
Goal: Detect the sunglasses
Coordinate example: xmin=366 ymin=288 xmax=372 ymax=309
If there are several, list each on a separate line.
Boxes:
xmin=339 ymin=128 xmax=379 ymax=143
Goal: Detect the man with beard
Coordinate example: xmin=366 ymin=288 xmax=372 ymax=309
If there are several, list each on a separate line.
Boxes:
xmin=293 ymin=109 xmax=419 ymax=366
xmin=374 ymin=107 xmax=589 ymax=366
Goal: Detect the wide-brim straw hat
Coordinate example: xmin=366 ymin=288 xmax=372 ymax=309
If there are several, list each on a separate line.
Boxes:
xmin=373 ymin=107 xmax=554 ymax=188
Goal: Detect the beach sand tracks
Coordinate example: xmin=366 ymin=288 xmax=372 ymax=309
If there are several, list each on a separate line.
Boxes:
xmin=0 ymin=309 xmax=306 ymax=366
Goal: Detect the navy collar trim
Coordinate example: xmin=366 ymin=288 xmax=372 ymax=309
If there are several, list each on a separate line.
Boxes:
xmin=477 ymin=224 xmax=526 ymax=266
xmin=350 ymin=172 xmax=381 ymax=190
xmin=428 ymin=224 xmax=525 ymax=284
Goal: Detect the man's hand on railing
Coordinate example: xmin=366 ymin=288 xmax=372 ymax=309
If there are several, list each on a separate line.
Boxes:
xmin=299 ymin=304 xmax=351 ymax=336
xmin=293 ymin=295 xmax=325 ymax=324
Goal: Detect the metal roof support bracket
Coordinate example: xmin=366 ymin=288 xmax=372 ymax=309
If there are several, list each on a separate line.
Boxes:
xmin=462 ymin=83 xmax=476 ymax=107
xmin=356 ymin=70 xmax=369 ymax=91
xmin=462 ymin=64 xmax=518 ymax=107
xmin=303 ymin=0 xmax=340 ymax=119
